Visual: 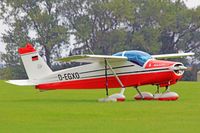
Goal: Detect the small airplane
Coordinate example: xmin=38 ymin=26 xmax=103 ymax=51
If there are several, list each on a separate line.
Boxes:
xmin=7 ymin=43 xmax=194 ymax=102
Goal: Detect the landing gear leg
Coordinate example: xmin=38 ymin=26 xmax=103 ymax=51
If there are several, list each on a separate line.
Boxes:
xmin=165 ymin=86 xmax=170 ymax=92
xmin=154 ymin=85 xmax=162 ymax=100
xmin=135 ymin=86 xmax=144 ymax=100
xmin=156 ymin=85 xmax=160 ymax=93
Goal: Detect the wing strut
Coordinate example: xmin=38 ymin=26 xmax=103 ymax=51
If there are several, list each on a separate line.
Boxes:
xmin=99 ymin=59 xmax=126 ymax=102
xmin=104 ymin=59 xmax=125 ymax=97
xmin=106 ymin=60 xmax=125 ymax=94
xmin=105 ymin=59 xmax=109 ymax=96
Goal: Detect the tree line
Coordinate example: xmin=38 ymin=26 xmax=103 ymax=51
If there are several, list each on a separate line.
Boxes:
xmin=0 ymin=0 xmax=200 ymax=80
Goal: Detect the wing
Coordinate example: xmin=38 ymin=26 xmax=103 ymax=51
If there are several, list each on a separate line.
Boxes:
xmin=57 ymin=54 xmax=128 ymax=63
xmin=152 ymin=52 xmax=194 ymax=59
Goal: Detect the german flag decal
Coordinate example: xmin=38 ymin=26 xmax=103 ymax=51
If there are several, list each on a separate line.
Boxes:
xmin=32 ymin=56 xmax=38 ymax=61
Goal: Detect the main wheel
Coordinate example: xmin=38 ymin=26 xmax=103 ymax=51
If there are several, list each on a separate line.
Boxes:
xmin=134 ymin=92 xmax=154 ymax=100
xmin=157 ymin=92 xmax=179 ymax=101
xmin=98 ymin=93 xmax=126 ymax=102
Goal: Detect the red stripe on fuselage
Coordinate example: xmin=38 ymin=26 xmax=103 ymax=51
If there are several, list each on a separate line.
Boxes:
xmin=145 ymin=60 xmax=175 ymax=69
xmin=36 ymin=70 xmax=182 ymax=90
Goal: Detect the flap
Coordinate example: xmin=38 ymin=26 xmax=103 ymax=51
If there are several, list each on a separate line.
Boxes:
xmin=57 ymin=54 xmax=128 ymax=63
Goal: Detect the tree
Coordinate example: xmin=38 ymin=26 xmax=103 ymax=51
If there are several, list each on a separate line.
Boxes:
xmin=0 ymin=0 xmax=70 ymax=78
xmin=60 ymin=0 xmax=135 ymax=55
xmin=0 ymin=0 xmax=70 ymax=69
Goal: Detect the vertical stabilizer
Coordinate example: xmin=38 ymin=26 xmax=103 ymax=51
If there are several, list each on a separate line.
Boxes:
xmin=18 ymin=43 xmax=52 ymax=80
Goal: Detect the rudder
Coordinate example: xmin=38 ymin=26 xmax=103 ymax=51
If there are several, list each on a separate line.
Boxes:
xmin=18 ymin=43 xmax=52 ymax=80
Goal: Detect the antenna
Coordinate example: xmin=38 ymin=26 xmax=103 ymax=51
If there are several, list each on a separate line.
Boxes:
xmin=87 ymin=43 xmax=94 ymax=55
xmin=88 ymin=47 xmax=94 ymax=55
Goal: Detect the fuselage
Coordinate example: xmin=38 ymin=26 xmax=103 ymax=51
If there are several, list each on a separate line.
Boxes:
xmin=35 ymin=51 xmax=184 ymax=90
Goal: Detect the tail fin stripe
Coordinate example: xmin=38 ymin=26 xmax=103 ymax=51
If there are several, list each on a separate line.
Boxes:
xmin=19 ymin=43 xmax=53 ymax=80
xmin=18 ymin=43 xmax=36 ymax=55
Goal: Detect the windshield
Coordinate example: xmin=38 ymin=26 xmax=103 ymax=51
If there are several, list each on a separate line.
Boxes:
xmin=113 ymin=50 xmax=152 ymax=66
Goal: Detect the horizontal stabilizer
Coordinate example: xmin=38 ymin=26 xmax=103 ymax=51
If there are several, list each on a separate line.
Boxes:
xmin=152 ymin=52 xmax=194 ymax=59
xmin=57 ymin=55 xmax=127 ymax=63
xmin=6 ymin=80 xmax=36 ymax=86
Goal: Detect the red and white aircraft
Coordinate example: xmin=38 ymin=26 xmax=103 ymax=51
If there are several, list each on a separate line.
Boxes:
xmin=7 ymin=43 xmax=194 ymax=102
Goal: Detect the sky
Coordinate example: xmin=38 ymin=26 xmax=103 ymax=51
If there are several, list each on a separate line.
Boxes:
xmin=184 ymin=0 xmax=200 ymax=8
xmin=0 ymin=20 xmax=7 ymax=53
xmin=0 ymin=0 xmax=200 ymax=53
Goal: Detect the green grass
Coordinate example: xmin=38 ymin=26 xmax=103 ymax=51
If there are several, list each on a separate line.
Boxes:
xmin=0 ymin=81 xmax=200 ymax=133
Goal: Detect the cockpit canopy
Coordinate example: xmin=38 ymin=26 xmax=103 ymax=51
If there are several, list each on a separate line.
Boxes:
xmin=113 ymin=50 xmax=152 ymax=66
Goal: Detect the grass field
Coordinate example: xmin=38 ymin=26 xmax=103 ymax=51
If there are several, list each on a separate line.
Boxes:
xmin=0 ymin=81 xmax=200 ymax=133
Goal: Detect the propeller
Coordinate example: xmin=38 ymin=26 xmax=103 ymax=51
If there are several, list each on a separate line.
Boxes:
xmin=171 ymin=66 xmax=192 ymax=71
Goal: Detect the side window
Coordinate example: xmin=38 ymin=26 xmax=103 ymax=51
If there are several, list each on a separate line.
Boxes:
xmin=137 ymin=55 xmax=146 ymax=65
xmin=125 ymin=53 xmax=141 ymax=66
xmin=113 ymin=50 xmax=151 ymax=66
xmin=124 ymin=51 xmax=151 ymax=66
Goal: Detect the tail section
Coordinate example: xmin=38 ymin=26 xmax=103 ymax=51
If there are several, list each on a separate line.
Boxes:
xmin=18 ymin=43 xmax=53 ymax=80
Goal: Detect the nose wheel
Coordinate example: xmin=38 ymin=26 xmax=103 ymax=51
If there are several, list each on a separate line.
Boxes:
xmin=154 ymin=86 xmax=179 ymax=101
